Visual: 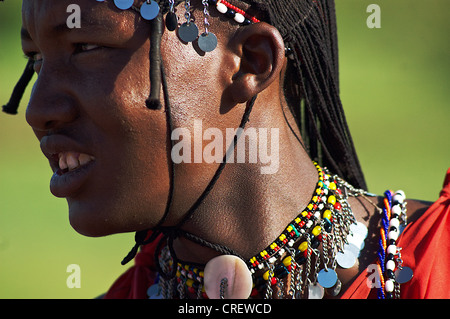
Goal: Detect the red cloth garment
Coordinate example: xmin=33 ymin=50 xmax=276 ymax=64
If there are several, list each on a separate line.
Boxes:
xmin=105 ymin=169 xmax=450 ymax=299
xmin=342 ymin=168 xmax=450 ymax=299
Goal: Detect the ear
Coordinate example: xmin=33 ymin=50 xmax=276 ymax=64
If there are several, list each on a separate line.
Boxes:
xmin=224 ymin=22 xmax=286 ymax=104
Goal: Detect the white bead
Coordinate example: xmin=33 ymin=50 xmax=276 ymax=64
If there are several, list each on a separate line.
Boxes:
xmin=314 ymin=211 xmax=321 ymax=219
xmin=234 ymin=12 xmax=245 ymax=24
xmin=387 ymin=244 xmax=397 ymax=255
xmin=391 ymin=204 xmax=402 ymax=216
xmin=216 ymin=3 xmax=228 ymax=14
xmin=306 ymin=220 xmax=313 ymax=229
xmin=288 ymin=239 xmax=294 ymax=247
xmin=389 ymin=218 xmax=400 ymax=229
xmin=388 ymin=230 xmax=398 ymax=241
xmin=395 ymin=190 xmax=406 ymax=199
xmin=385 ymin=279 xmax=395 ymax=292
xmin=393 ymin=194 xmax=404 ymax=204
xmin=386 ymin=260 xmax=396 ymax=271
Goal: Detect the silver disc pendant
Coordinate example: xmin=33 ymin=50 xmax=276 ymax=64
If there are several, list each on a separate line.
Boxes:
xmin=178 ymin=22 xmax=199 ymax=43
xmin=114 ymin=0 xmax=134 ymax=10
xmin=395 ymin=266 xmax=414 ymax=284
xmin=140 ymin=1 xmax=160 ymax=20
xmin=350 ymin=221 xmax=368 ymax=239
xmin=308 ymin=283 xmax=324 ymax=299
xmin=327 ymin=279 xmax=342 ymax=297
xmin=336 ymin=250 xmax=357 ymax=269
xmin=198 ymin=32 xmax=218 ymax=52
xmin=147 ymin=283 xmax=162 ymax=299
xmin=317 ymin=268 xmax=338 ymax=288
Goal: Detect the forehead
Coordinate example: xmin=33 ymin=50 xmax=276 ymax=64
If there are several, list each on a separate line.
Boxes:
xmin=21 ymin=0 xmax=141 ymax=37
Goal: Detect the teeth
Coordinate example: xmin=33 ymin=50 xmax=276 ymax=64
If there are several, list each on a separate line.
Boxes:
xmin=58 ymin=151 xmax=95 ymax=172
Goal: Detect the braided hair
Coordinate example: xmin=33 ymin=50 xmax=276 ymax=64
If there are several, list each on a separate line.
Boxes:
xmin=239 ymin=0 xmax=367 ymax=190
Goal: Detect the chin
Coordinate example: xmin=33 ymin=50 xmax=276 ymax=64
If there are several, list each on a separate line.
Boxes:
xmin=66 ymin=197 xmax=161 ymax=238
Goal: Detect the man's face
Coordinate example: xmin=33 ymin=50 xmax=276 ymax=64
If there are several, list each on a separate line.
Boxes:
xmin=21 ymin=0 xmax=179 ymax=236
xmin=21 ymin=0 xmax=244 ymax=237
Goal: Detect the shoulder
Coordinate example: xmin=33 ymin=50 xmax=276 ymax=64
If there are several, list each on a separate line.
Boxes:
xmin=404 ymin=198 xmax=433 ymax=224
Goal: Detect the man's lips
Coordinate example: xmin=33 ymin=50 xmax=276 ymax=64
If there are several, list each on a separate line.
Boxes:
xmin=40 ymin=135 xmax=96 ymax=197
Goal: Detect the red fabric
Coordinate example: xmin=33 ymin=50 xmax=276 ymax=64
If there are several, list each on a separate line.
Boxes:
xmin=104 ymin=234 xmax=161 ymax=299
xmin=105 ymin=169 xmax=450 ymax=299
xmin=342 ymin=168 xmax=450 ymax=299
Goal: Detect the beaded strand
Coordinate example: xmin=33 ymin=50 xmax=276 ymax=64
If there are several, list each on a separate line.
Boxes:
xmin=376 ymin=190 xmax=408 ymax=299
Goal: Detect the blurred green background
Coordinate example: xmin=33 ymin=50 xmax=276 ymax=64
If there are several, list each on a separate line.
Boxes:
xmin=0 ymin=0 xmax=449 ymax=298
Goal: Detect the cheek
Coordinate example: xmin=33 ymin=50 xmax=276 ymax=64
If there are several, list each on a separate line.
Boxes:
xmin=67 ymin=54 xmax=173 ymax=237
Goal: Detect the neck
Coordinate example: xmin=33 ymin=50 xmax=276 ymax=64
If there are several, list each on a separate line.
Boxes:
xmin=171 ymin=96 xmax=319 ymax=265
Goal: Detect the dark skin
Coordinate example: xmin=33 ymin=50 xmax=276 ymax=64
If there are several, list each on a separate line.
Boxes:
xmin=21 ymin=0 xmax=431 ymax=297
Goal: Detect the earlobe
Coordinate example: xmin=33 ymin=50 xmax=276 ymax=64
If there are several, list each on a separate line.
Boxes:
xmin=225 ymin=22 xmax=286 ymax=104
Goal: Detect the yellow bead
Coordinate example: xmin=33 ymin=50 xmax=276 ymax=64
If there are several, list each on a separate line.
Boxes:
xmin=282 ymin=256 xmax=292 ymax=266
xmin=328 ymin=182 xmax=336 ymax=190
xmin=263 ymin=270 xmax=270 ymax=281
xmin=176 ymin=270 xmax=181 ymax=277
xmin=298 ymin=241 xmax=308 ymax=252
xmin=307 ymin=203 xmax=314 ymax=210
xmin=315 ymin=188 xmax=322 ymax=195
xmin=287 ymin=225 xmax=293 ymax=232
xmin=312 ymin=225 xmax=322 ymax=237
xmin=186 ymin=279 xmax=194 ymax=287
xmin=312 ymin=196 xmax=319 ymax=203
xmin=328 ymin=195 xmax=336 ymax=205
xmin=199 ymin=271 xmax=204 ymax=277
xmin=323 ymin=209 xmax=332 ymax=220
xmin=295 ymin=217 xmax=301 ymax=224
xmin=301 ymin=211 xmax=308 ymax=217
xmin=279 ymin=234 xmax=286 ymax=241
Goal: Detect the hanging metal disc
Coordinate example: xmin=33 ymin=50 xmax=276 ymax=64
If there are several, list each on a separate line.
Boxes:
xmin=198 ymin=32 xmax=218 ymax=52
xmin=395 ymin=266 xmax=414 ymax=284
xmin=140 ymin=1 xmax=160 ymax=20
xmin=178 ymin=22 xmax=199 ymax=43
xmin=317 ymin=268 xmax=338 ymax=288
xmin=114 ymin=0 xmax=134 ymax=10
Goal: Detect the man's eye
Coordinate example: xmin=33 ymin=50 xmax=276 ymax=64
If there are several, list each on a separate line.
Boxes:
xmin=25 ymin=52 xmax=43 ymax=63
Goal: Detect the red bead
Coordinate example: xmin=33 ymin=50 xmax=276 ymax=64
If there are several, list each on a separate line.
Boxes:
xmin=271 ymin=277 xmax=278 ymax=285
xmin=188 ymin=287 xmax=195 ymax=294
xmin=334 ymin=202 xmax=342 ymax=210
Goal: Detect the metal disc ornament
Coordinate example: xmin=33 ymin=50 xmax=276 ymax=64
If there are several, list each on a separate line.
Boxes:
xmin=317 ymin=268 xmax=338 ymax=288
xmin=198 ymin=32 xmax=218 ymax=52
xmin=147 ymin=283 xmax=162 ymax=299
xmin=114 ymin=0 xmax=134 ymax=10
xmin=350 ymin=221 xmax=368 ymax=239
xmin=178 ymin=22 xmax=199 ymax=43
xmin=308 ymin=283 xmax=324 ymax=299
xmin=394 ymin=266 xmax=414 ymax=284
xmin=165 ymin=12 xmax=178 ymax=31
xmin=336 ymin=250 xmax=357 ymax=269
xmin=140 ymin=1 xmax=160 ymax=20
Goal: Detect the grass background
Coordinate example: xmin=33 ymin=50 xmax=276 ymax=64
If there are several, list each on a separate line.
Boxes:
xmin=0 ymin=0 xmax=449 ymax=298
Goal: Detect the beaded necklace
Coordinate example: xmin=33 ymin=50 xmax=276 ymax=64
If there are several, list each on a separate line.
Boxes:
xmin=147 ymin=163 xmax=411 ymax=299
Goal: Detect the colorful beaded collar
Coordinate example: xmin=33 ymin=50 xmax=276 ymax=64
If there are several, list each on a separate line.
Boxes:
xmin=146 ymin=162 xmax=411 ymax=299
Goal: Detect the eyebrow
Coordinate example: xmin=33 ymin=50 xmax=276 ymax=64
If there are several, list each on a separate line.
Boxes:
xmin=21 ymin=17 xmax=109 ymax=42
